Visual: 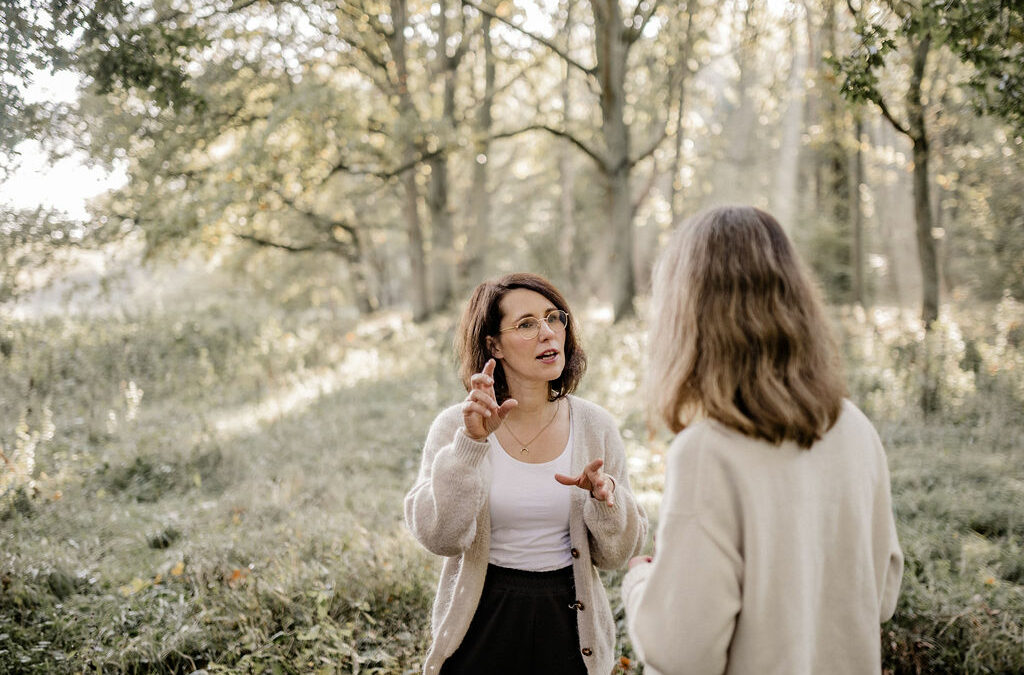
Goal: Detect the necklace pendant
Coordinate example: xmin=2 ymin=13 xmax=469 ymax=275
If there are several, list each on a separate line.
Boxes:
xmin=521 ymin=447 xmax=529 ymax=454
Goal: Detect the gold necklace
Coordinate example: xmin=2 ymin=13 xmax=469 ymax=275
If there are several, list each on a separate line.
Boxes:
xmin=504 ymin=399 xmax=561 ymax=454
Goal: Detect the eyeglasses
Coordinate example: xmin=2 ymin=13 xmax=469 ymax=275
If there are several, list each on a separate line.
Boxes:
xmin=498 ymin=310 xmax=569 ymax=340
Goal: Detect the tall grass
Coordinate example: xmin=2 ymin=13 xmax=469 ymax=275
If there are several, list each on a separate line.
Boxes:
xmin=1 ymin=291 xmax=1021 ymax=673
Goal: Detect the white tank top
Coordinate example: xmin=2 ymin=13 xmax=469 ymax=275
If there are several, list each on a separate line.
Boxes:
xmin=487 ymin=427 xmax=574 ymax=571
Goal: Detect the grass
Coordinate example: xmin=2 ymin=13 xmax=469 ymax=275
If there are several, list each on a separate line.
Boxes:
xmin=1 ymin=287 xmax=1022 ymax=674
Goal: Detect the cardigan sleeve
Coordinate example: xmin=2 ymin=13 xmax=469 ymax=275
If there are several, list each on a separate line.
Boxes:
xmin=404 ymin=407 xmax=490 ymax=557
xmin=874 ymin=432 xmax=904 ymax=622
xmin=583 ymin=409 xmax=648 ymax=570
xmin=620 ymin=427 xmax=742 ymax=674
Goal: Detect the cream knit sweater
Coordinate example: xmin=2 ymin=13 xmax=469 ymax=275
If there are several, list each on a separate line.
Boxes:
xmin=405 ymin=395 xmax=648 ymax=675
xmin=621 ymin=400 xmax=903 ymax=675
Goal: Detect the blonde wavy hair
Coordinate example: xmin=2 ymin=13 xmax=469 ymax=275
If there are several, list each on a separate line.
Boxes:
xmin=647 ymin=206 xmax=846 ymax=448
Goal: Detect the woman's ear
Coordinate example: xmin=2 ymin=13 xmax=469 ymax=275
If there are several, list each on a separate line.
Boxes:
xmin=486 ymin=336 xmax=503 ymax=359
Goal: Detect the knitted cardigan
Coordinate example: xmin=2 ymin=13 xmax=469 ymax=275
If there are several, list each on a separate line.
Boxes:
xmin=405 ymin=394 xmax=648 ymax=675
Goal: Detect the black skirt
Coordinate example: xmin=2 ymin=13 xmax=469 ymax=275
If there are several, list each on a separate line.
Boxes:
xmin=439 ymin=564 xmax=589 ymax=675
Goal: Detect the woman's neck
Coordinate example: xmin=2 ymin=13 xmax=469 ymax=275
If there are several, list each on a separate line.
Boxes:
xmin=506 ymin=380 xmax=554 ymax=418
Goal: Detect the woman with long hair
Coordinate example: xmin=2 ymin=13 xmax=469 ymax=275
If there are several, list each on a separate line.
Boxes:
xmin=406 ymin=272 xmax=647 ymax=675
xmin=622 ymin=206 xmax=903 ymax=674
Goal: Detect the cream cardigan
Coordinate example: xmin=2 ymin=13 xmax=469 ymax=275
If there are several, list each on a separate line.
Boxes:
xmin=621 ymin=400 xmax=903 ymax=675
xmin=405 ymin=395 xmax=648 ymax=675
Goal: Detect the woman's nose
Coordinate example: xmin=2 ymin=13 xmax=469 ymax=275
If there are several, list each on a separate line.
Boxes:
xmin=538 ymin=319 xmax=556 ymax=339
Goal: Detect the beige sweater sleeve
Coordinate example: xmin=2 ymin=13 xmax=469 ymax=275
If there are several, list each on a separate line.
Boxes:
xmin=874 ymin=428 xmax=904 ymax=622
xmin=404 ymin=407 xmax=490 ymax=557
xmin=583 ymin=409 xmax=648 ymax=570
xmin=621 ymin=426 xmax=742 ymax=673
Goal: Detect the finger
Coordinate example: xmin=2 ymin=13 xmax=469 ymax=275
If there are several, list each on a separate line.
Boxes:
xmin=603 ymin=487 xmax=615 ymax=507
xmin=470 ymin=372 xmax=494 ymax=390
xmin=468 ymin=389 xmax=499 ymax=413
xmin=594 ymin=485 xmax=614 ymax=507
xmin=463 ymin=401 xmax=492 ymax=418
xmin=496 ymin=398 xmax=518 ymax=420
xmin=483 ymin=358 xmax=495 ymax=377
xmin=584 ymin=458 xmax=604 ymax=475
xmin=553 ymin=472 xmax=579 ymax=486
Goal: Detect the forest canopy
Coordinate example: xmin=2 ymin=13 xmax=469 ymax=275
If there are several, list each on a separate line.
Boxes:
xmin=2 ymin=0 xmax=1023 ymax=317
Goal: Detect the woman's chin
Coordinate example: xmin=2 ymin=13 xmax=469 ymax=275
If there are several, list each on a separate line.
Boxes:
xmin=538 ymin=360 xmax=565 ymax=379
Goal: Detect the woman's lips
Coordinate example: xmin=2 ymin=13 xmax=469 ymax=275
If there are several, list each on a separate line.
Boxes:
xmin=537 ymin=349 xmax=560 ymax=364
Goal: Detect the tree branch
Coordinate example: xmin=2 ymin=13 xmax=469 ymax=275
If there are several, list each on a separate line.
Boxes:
xmin=629 ymin=125 xmax=669 ymax=168
xmin=874 ymin=94 xmax=911 ymax=137
xmin=626 ymin=0 xmax=664 ymax=44
xmin=631 ymin=154 xmax=660 ymax=215
xmin=235 ymin=232 xmax=324 ymax=253
xmin=490 ymin=124 xmax=607 ymax=169
xmin=461 ymin=0 xmax=598 ymax=80
xmin=327 ymin=145 xmax=447 ymax=181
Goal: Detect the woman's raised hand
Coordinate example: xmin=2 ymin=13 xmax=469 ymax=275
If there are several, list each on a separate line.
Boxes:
xmin=463 ymin=359 xmax=518 ymax=441
xmin=555 ymin=458 xmax=616 ymax=507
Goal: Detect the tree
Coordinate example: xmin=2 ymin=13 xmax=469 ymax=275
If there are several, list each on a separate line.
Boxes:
xmin=833 ymin=0 xmax=1024 ymax=326
xmin=0 ymin=0 xmax=208 ymax=170
xmin=833 ymin=0 xmax=1024 ymax=413
xmin=465 ymin=0 xmax=675 ymax=321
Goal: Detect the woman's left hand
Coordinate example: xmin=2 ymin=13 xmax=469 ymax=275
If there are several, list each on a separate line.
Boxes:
xmin=555 ymin=458 xmax=616 ymax=507
xmin=628 ymin=555 xmax=653 ymax=570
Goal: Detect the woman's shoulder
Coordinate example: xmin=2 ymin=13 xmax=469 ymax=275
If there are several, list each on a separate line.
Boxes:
xmin=666 ymin=419 xmax=718 ymax=457
xmin=832 ymin=399 xmax=882 ymax=441
xmin=567 ymin=395 xmax=618 ymax=430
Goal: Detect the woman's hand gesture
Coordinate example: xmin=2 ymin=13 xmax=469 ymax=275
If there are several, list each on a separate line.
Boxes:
xmin=555 ymin=458 xmax=616 ymax=507
xmin=463 ymin=359 xmax=518 ymax=441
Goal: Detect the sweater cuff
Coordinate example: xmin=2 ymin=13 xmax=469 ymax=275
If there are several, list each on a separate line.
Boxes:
xmin=586 ymin=492 xmax=621 ymax=521
xmin=451 ymin=427 xmax=491 ymax=466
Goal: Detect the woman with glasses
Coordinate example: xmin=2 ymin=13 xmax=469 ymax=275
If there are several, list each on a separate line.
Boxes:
xmin=405 ymin=272 xmax=648 ymax=675
xmin=622 ymin=206 xmax=902 ymax=674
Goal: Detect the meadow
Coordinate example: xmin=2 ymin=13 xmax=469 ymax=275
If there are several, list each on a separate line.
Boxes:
xmin=1 ymin=279 xmax=1022 ymax=674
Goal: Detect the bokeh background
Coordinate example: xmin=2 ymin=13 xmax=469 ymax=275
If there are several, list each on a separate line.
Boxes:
xmin=1 ymin=1 xmax=1022 ymax=672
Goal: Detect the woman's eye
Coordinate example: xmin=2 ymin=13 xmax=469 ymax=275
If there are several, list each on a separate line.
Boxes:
xmin=519 ymin=319 xmax=539 ymax=331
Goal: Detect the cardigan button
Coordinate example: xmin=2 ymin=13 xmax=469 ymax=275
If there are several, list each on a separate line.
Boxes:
xmin=570 ymin=548 xmax=580 ymax=558
xmin=570 ymin=600 xmax=585 ymax=611
xmin=581 ymin=648 xmax=593 ymax=657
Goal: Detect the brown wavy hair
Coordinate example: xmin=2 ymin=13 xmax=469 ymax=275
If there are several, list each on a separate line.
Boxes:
xmin=456 ymin=273 xmax=587 ymax=403
xmin=647 ymin=206 xmax=846 ymax=447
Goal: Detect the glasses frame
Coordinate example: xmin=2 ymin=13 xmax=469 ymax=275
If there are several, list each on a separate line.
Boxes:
xmin=497 ymin=310 xmax=570 ymax=341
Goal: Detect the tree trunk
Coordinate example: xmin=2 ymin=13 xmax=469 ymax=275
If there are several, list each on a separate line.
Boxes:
xmin=428 ymin=154 xmax=454 ymax=311
xmin=718 ymin=1 xmax=758 ymax=204
xmin=906 ymin=34 xmax=940 ymax=414
xmin=338 ymin=227 xmax=380 ymax=314
xmin=390 ymin=0 xmax=430 ymax=322
xmin=851 ymin=113 xmax=865 ymax=306
xmin=462 ymin=15 xmax=494 ymax=290
xmin=592 ymin=0 xmax=635 ymax=321
xmin=823 ymin=1 xmax=848 ymax=222
xmin=669 ymin=5 xmax=696 ymax=229
xmin=908 ymin=36 xmax=939 ymax=327
xmin=557 ymin=0 xmax=577 ymax=293
xmin=772 ymin=11 xmax=806 ymax=231
xmin=428 ymin=0 xmax=456 ymax=312
xmin=801 ymin=0 xmax=821 ymax=219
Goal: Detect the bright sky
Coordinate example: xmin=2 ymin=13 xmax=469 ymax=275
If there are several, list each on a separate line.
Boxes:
xmin=0 ymin=71 xmax=127 ymax=221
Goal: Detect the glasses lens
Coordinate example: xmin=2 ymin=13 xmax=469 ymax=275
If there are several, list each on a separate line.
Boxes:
xmin=515 ymin=318 xmax=541 ymax=339
xmin=546 ymin=310 xmax=568 ymax=330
